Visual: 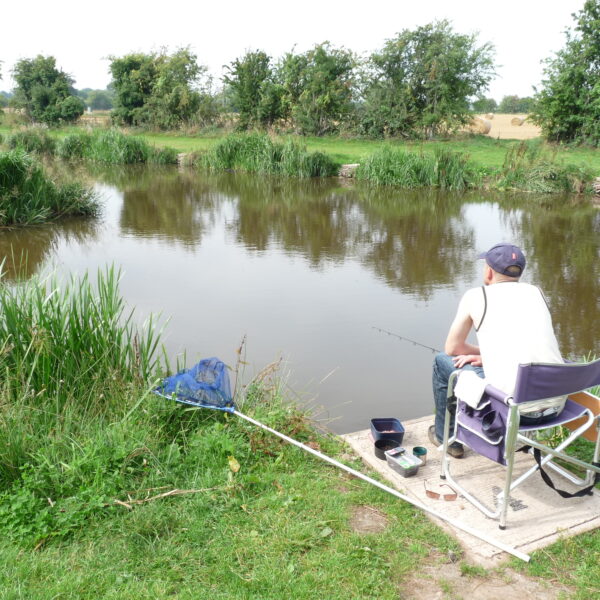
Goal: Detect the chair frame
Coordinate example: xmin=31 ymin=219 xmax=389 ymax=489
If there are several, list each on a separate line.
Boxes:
xmin=439 ymin=363 xmax=600 ymax=530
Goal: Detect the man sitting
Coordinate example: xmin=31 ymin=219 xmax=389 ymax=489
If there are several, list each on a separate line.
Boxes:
xmin=430 ymin=243 xmax=565 ymax=458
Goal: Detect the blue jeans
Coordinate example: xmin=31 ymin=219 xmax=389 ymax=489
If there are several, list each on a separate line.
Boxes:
xmin=432 ymin=353 xmax=485 ymax=444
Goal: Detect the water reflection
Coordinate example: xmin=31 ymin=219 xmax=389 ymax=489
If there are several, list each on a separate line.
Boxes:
xmin=0 ymin=218 xmax=99 ymax=281
xmin=503 ymin=199 xmax=600 ymax=357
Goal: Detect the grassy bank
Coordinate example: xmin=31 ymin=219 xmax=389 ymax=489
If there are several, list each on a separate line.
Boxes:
xmin=0 ymin=149 xmax=99 ymax=226
xmin=0 ymin=266 xmax=598 ymax=597
xmin=1 ymin=125 xmax=599 ymax=192
xmin=2 ymin=127 xmax=178 ymax=165
xmin=0 ymin=267 xmax=459 ymax=597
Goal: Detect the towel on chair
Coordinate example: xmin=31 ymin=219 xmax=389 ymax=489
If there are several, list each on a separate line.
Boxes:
xmin=455 ymin=371 xmax=488 ymax=408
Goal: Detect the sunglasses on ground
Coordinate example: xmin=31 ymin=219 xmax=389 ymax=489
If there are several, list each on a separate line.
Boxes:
xmin=423 ymin=481 xmax=458 ymax=501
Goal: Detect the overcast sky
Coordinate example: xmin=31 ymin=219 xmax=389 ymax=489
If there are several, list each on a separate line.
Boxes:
xmin=1 ymin=0 xmax=586 ymax=100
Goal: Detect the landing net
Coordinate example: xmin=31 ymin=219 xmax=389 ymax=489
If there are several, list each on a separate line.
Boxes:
xmin=154 ymin=357 xmax=234 ymax=412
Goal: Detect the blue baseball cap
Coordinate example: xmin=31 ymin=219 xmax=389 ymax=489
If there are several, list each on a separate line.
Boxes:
xmin=478 ymin=243 xmax=526 ymax=276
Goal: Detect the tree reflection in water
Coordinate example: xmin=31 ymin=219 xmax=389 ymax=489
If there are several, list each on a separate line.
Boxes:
xmin=499 ymin=195 xmax=600 ymax=357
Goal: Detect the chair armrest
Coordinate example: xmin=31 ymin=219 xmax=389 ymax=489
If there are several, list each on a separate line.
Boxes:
xmin=484 ymin=384 xmax=512 ymax=405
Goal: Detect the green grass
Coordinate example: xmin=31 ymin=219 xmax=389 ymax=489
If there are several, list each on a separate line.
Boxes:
xmin=0 ymin=149 xmax=99 ymax=226
xmin=514 ymin=531 xmax=600 ymax=599
xmin=495 ymin=141 xmax=596 ymax=193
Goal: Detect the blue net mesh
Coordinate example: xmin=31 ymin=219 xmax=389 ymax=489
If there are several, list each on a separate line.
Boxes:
xmin=154 ymin=357 xmax=234 ymax=412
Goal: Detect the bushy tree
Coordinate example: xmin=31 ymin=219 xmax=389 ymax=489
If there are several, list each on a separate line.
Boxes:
xmin=109 ymin=53 xmax=158 ymax=125
xmin=498 ymin=95 xmax=534 ymax=113
xmin=472 ymin=97 xmax=497 ymax=113
xmin=223 ymin=50 xmax=283 ymax=129
xmin=11 ymin=55 xmax=85 ymax=125
xmin=110 ymin=48 xmax=208 ymax=129
xmin=358 ymin=21 xmax=495 ymax=138
xmin=144 ymin=48 xmax=206 ymax=129
xmin=532 ymin=0 xmax=600 ymax=143
xmin=280 ymin=43 xmax=355 ymax=136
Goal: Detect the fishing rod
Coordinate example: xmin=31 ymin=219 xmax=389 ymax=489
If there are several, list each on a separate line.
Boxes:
xmin=372 ymin=326 xmax=440 ymax=354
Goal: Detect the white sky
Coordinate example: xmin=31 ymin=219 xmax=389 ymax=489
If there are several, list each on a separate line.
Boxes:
xmin=1 ymin=0 xmax=585 ymax=100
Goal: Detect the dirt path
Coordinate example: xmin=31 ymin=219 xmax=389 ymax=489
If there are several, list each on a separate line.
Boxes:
xmin=401 ymin=558 xmax=571 ymax=600
xmin=350 ymin=504 xmax=573 ymax=599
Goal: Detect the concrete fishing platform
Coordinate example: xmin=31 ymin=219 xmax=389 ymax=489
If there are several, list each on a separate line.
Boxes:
xmin=342 ymin=415 xmax=600 ymax=565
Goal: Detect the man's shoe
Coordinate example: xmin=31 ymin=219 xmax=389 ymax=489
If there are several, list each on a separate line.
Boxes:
xmin=428 ymin=425 xmax=464 ymax=459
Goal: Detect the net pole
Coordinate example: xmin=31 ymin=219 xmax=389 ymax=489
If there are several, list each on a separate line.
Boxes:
xmin=233 ymin=409 xmax=530 ymax=562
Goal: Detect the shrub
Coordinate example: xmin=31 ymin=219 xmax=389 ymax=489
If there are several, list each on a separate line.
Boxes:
xmin=56 ymin=131 xmax=93 ymax=159
xmin=149 ymin=145 xmax=179 ymax=165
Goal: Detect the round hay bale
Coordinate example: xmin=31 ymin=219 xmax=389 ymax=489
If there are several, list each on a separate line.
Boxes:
xmin=485 ymin=113 xmax=494 ymax=120
xmin=511 ymin=117 xmax=525 ymax=126
xmin=468 ymin=117 xmax=492 ymax=134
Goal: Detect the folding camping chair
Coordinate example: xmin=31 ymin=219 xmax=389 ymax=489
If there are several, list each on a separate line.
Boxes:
xmin=439 ymin=358 xmax=600 ymax=529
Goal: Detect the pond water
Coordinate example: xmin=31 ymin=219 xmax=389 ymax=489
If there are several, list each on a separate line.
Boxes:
xmin=1 ymin=165 xmax=599 ymax=433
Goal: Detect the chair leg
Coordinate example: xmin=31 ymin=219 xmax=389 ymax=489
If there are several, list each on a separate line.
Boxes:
xmin=499 ymin=405 xmax=520 ymax=530
xmin=440 ymin=405 xmax=451 ymax=480
xmin=440 ymin=371 xmax=460 ymax=480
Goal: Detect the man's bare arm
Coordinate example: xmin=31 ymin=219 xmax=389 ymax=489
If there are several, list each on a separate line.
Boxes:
xmin=444 ymin=300 xmax=480 ymax=357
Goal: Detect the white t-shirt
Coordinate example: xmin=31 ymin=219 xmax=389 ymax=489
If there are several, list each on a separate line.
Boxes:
xmin=456 ymin=282 xmax=565 ymax=413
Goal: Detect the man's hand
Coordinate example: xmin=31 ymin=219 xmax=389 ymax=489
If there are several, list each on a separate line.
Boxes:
xmin=452 ymin=354 xmax=483 ymax=368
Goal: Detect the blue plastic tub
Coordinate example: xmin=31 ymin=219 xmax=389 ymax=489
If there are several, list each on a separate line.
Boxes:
xmin=370 ymin=418 xmax=405 ymax=444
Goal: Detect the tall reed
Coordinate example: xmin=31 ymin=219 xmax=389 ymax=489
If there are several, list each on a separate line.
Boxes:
xmin=0 ymin=149 xmax=99 ymax=226
xmin=0 ymin=266 xmax=162 ymax=406
xmin=496 ymin=141 xmax=594 ymax=193
xmin=59 ymin=129 xmax=179 ymax=164
xmin=5 ymin=127 xmax=180 ymax=165
xmin=355 ymin=146 xmax=479 ymax=190
xmin=5 ymin=127 xmax=57 ymax=155
xmin=0 ymin=266 xmax=170 ymax=542
xmin=202 ymin=132 xmax=338 ymax=177
xmin=0 ymin=267 xmax=163 ymax=477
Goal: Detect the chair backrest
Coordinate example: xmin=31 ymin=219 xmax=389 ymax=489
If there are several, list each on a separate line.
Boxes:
xmin=513 ymin=358 xmax=600 ymax=403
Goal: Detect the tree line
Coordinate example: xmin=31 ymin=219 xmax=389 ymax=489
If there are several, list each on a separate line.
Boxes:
xmin=2 ymin=2 xmax=600 ymax=144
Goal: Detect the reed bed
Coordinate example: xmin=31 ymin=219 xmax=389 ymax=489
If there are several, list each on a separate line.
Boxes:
xmin=201 ymin=132 xmax=338 ymax=177
xmin=0 ymin=267 xmax=162 ymax=412
xmin=0 ymin=149 xmax=99 ymax=226
xmin=495 ymin=141 xmax=595 ymax=193
xmin=57 ymin=129 xmax=178 ymax=165
xmin=6 ymin=127 xmax=57 ymax=155
xmin=3 ymin=128 xmax=178 ymax=165
xmin=0 ymin=267 xmax=166 ymax=538
xmin=355 ymin=146 xmax=479 ymax=190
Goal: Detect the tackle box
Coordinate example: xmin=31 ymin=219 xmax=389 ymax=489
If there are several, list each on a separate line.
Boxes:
xmin=384 ymin=447 xmax=422 ymax=477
